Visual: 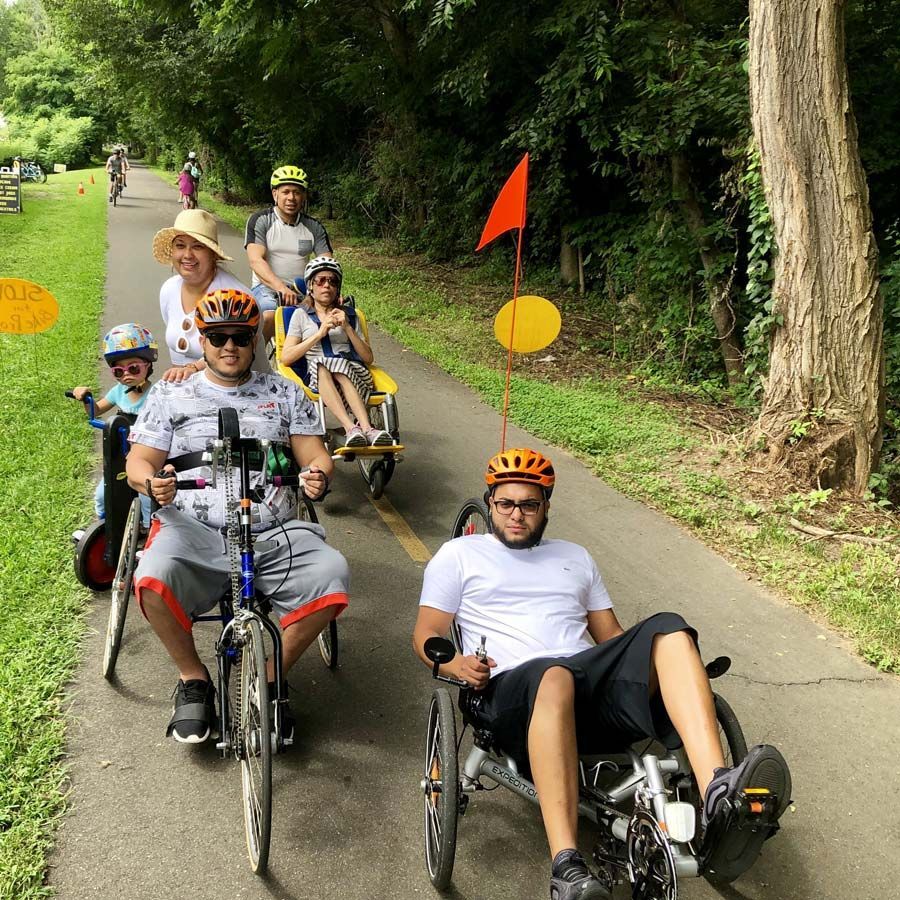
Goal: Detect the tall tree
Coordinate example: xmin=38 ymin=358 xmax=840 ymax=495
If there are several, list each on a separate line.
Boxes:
xmin=749 ymin=0 xmax=884 ymax=494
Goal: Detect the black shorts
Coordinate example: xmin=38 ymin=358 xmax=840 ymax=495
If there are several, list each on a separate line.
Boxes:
xmin=471 ymin=612 xmax=697 ymax=769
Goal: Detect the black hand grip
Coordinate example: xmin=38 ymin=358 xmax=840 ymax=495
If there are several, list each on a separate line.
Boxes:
xmin=218 ymin=407 xmax=240 ymax=440
xmin=65 ymin=390 xmax=93 ymax=402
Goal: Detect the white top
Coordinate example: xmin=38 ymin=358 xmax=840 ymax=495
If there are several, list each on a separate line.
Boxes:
xmin=159 ymin=270 xmax=249 ymax=365
xmin=419 ymin=534 xmax=613 ymax=675
xmin=129 ymin=371 xmax=323 ymax=531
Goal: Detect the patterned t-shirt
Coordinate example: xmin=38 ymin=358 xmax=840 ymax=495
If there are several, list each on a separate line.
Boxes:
xmin=129 ymin=371 xmax=323 ymax=531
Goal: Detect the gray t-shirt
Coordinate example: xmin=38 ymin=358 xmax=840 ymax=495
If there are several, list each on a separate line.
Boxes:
xmin=130 ymin=371 xmax=323 ymax=531
xmin=244 ymin=209 xmax=331 ymax=288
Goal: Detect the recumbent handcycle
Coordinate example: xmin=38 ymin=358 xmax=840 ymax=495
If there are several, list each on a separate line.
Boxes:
xmin=420 ymin=498 xmax=781 ymax=899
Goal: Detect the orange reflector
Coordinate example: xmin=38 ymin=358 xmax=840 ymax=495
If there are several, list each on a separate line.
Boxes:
xmin=749 ymin=801 xmax=764 ymax=814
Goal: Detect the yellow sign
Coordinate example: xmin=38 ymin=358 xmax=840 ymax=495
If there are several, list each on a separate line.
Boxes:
xmin=493 ymin=294 xmax=561 ymax=353
xmin=0 ymin=279 xmax=60 ymax=334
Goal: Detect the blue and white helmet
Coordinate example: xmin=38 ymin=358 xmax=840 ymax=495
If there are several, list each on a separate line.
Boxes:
xmin=304 ymin=256 xmax=342 ymax=290
xmin=102 ymin=323 xmax=158 ymax=364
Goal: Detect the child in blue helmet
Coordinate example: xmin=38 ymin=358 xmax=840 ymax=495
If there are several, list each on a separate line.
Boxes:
xmin=70 ymin=324 xmax=158 ymax=525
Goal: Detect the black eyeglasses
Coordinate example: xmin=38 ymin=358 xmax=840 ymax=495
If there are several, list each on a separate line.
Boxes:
xmin=491 ymin=498 xmax=544 ymax=516
xmin=205 ymin=330 xmax=255 ymax=348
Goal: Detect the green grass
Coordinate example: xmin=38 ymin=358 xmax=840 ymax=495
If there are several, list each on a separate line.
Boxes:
xmin=0 ymin=168 xmax=108 ymax=898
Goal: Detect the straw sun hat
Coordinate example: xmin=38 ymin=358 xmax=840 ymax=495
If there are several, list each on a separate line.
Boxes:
xmin=152 ymin=209 xmax=234 ymax=265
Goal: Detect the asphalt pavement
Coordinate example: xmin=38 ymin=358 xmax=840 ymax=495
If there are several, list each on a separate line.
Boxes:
xmin=48 ymin=167 xmax=900 ymax=900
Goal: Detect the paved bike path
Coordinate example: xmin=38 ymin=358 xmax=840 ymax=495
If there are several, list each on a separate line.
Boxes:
xmin=49 ymin=167 xmax=900 ymax=899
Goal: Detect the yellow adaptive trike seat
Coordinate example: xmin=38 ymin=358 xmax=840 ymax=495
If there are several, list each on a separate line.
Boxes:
xmin=273 ymin=301 xmax=403 ymax=498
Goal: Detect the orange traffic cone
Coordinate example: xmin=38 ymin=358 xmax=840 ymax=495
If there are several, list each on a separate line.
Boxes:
xmin=89 ymin=174 xmax=95 ymax=185
xmin=77 ymin=182 xmax=85 ymax=195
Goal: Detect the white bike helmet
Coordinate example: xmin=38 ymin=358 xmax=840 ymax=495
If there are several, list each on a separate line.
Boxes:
xmin=304 ymin=256 xmax=342 ymax=290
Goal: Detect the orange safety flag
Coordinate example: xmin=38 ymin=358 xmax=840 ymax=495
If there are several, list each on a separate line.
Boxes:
xmin=475 ymin=153 xmax=529 ymax=251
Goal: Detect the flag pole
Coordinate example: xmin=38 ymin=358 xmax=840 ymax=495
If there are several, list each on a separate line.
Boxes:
xmin=500 ymin=226 xmax=524 ymax=451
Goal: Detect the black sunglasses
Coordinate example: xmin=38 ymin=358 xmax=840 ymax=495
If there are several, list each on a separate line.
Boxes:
xmin=205 ymin=330 xmax=255 ymax=348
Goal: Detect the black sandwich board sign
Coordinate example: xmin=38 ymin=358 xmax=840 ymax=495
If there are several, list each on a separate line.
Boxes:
xmin=0 ymin=169 xmax=22 ymax=214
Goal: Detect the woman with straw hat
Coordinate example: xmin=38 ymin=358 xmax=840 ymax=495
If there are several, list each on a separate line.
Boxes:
xmin=152 ymin=209 xmax=250 ymax=381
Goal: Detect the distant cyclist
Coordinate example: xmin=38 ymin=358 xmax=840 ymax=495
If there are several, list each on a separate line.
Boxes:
xmin=185 ymin=151 xmax=203 ymax=201
xmin=106 ymin=149 xmax=125 ymax=202
xmin=244 ymin=165 xmax=332 ymax=340
xmin=119 ymin=146 xmax=130 ymax=190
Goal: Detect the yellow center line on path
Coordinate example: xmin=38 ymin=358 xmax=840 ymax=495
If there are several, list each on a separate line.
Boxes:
xmin=368 ymin=494 xmax=433 ymax=563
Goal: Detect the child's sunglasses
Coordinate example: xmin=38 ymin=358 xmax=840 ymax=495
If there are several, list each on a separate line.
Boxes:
xmin=109 ymin=361 xmax=151 ymax=378
xmin=205 ymin=330 xmax=255 ymax=348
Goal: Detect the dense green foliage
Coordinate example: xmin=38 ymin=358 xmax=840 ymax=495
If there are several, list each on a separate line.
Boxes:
xmin=0 ymin=169 xmax=108 ymax=898
xmin=4 ymin=0 xmax=900 ymax=492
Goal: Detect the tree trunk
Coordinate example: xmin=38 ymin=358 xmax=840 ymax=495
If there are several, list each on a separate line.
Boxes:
xmin=560 ymin=224 xmax=579 ymax=286
xmin=749 ymin=0 xmax=884 ymax=495
xmin=671 ymin=153 xmax=745 ymax=386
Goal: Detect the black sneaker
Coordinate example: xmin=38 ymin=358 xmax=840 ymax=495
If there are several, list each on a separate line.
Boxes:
xmin=549 ymin=850 xmax=610 ymax=900
xmin=166 ymin=674 xmax=217 ymax=744
xmin=702 ymin=744 xmax=791 ymax=883
xmin=268 ymin=682 xmax=295 ymax=748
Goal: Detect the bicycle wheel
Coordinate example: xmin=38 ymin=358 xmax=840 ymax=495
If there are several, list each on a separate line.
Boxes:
xmin=317 ymin=619 xmax=339 ymax=669
xmin=36 ymin=165 xmax=46 ymax=183
xmin=102 ymin=497 xmax=141 ymax=680
xmin=239 ymin=616 xmax=272 ymax=874
xmin=423 ymin=688 xmax=459 ymax=890
xmin=74 ymin=519 xmax=115 ymax=591
xmin=450 ymin=497 xmax=490 ymax=539
xmin=112 ymin=183 xmax=117 ymax=206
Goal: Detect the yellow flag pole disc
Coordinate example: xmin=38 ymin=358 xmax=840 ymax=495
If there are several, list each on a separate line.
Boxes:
xmin=0 ymin=278 xmax=60 ymax=334
xmin=493 ymin=295 xmax=561 ymax=353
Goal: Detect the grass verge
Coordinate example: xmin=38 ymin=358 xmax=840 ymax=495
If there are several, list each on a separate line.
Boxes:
xmin=0 ymin=168 xmax=108 ymax=897
xmin=161 ymin=172 xmax=900 ymax=673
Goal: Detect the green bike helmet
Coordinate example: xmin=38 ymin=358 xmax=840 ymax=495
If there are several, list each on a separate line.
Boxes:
xmin=271 ymin=165 xmax=308 ymax=189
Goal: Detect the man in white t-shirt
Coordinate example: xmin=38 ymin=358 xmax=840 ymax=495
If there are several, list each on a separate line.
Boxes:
xmin=127 ymin=290 xmax=348 ymax=747
xmin=413 ymin=449 xmax=791 ymax=900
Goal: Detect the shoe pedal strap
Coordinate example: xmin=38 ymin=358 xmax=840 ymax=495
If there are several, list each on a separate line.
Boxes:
xmin=166 ymin=703 xmax=212 ymax=735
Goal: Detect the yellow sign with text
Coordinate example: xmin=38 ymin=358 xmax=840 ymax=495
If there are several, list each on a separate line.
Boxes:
xmin=493 ymin=294 xmax=561 ymax=353
xmin=0 ymin=279 xmax=60 ymax=334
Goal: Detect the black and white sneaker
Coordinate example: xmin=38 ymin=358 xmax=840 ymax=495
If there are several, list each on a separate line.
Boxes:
xmin=702 ymin=744 xmax=791 ymax=883
xmin=166 ymin=675 xmax=217 ymax=744
xmin=549 ymin=850 xmax=610 ymax=900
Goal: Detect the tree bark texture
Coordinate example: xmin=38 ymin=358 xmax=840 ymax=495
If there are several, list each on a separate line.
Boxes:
xmin=749 ymin=0 xmax=884 ymax=494
xmin=670 ymin=153 xmax=745 ymax=386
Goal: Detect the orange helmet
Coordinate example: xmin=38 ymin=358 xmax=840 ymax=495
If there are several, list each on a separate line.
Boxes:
xmin=485 ymin=448 xmax=555 ymax=496
xmin=195 ymin=289 xmax=260 ymax=333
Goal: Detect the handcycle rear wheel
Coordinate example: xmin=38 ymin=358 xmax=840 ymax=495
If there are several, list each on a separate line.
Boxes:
xmin=239 ymin=617 xmax=272 ymax=874
xmin=451 ymin=497 xmax=490 ymax=539
xmin=423 ymin=688 xmax=459 ymax=890
xmin=74 ymin=519 xmax=116 ymax=591
xmin=102 ymin=497 xmax=142 ymax=680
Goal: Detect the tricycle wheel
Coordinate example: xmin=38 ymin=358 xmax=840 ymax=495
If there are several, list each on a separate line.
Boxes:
xmin=74 ymin=520 xmax=115 ymax=591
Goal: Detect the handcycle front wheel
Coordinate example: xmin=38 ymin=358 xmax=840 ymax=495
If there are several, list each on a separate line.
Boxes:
xmin=451 ymin=497 xmax=490 ymax=539
xmin=317 ymin=619 xmax=339 ymax=669
xmin=423 ymin=688 xmax=459 ymax=890
xmin=238 ymin=616 xmax=272 ymax=874
xmin=102 ymin=497 xmax=142 ymax=680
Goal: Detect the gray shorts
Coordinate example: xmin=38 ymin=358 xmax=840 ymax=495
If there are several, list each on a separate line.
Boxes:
xmin=134 ymin=506 xmax=349 ymax=631
xmin=250 ymin=283 xmax=280 ymax=312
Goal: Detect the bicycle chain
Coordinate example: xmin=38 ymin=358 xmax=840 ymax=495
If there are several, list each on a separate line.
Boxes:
xmin=222 ymin=438 xmax=245 ymax=758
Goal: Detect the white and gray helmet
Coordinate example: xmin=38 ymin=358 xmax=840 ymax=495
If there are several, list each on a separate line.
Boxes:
xmin=304 ymin=256 xmax=343 ymax=290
